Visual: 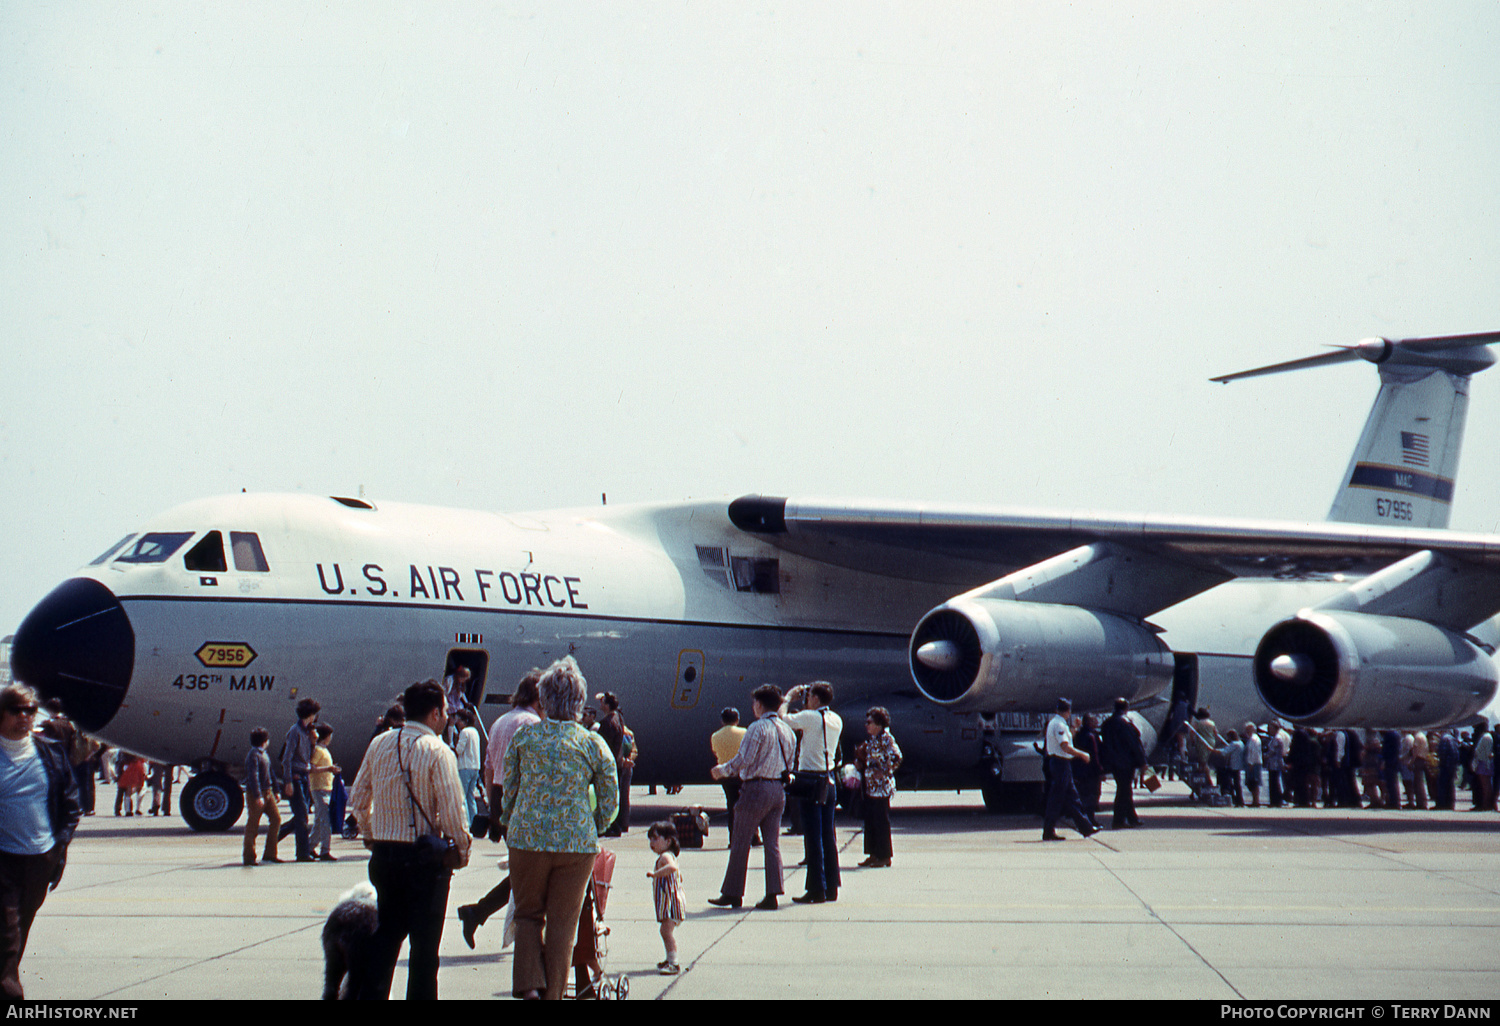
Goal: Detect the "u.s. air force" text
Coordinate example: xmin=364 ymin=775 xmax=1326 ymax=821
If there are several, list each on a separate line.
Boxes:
xmin=314 ymin=563 xmax=587 ymax=610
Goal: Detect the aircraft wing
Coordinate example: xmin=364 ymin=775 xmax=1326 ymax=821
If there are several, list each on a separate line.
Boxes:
xmin=728 ymin=494 xmax=1500 ymax=624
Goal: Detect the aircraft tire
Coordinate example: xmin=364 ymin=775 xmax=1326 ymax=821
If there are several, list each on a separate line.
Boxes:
xmin=180 ymin=771 xmax=245 ymax=832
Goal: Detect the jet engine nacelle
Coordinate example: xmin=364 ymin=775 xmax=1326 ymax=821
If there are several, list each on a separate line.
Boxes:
xmin=1253 ymin=610 xmax=1498 ymax=728
xmin=909 ymin=598 xmax=1174 ymax=713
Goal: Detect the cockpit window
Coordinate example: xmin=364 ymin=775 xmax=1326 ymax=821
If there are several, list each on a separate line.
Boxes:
xmin=115 ymin=532 xmax=194 ymax=565
xmin=230 ymin=532 xmax=269 ymax=572
xmin=184 ymin=531 xmax=227 ymax=573
xmin=90 ymin=534 xmax=137 ymax=566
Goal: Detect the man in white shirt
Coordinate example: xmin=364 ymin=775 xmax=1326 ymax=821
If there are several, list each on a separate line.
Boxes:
xmin=782 ymin=682 xmax=843 ymax=903
xmin=1043 ymin=698 xmax=1099 ymax=841
xmin=1243 ymin=722 xmax=1264 ymax=807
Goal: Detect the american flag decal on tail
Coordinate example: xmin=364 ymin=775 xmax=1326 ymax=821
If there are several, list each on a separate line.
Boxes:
xmin=1401 ymin=432 xmax=1429 ymax=467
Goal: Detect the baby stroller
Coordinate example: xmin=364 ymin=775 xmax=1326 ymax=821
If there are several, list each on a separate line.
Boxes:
xmin=1179 ymin=724 xmax=1231 ymax=806
xmin=1184 ymin=761 xmax=1230 ymax=805
xmin=569 ymin=847 xmax=628 ymax=1000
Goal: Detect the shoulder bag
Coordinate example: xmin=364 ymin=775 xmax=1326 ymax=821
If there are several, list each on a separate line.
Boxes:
xmin=396 ymin=728 xmax=464 ymax=871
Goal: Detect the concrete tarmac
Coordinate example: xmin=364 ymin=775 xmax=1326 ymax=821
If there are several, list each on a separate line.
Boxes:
xmin=19 ymin=781 xmax=1500 ymax=1001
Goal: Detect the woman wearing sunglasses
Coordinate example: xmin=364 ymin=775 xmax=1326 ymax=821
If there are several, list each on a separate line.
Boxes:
xmin=0 ymin=684 xmax=82 ymax=998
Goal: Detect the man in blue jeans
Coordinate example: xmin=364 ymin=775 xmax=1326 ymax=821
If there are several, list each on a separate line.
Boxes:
xmin=280 ymin=697 xmax=320 ymax=862
xmin=783 ymin=682 xmax=843 ymax=903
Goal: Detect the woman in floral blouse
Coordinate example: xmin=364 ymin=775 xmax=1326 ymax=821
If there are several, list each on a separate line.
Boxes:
xmin=857 ymin=707 xmax=902 ymax=868
xmin=500 ymin=656 xmax=619 ymax=1000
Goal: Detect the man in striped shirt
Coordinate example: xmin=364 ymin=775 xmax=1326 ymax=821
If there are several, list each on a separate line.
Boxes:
xmin=709 ymin=684 xmax=796 ymax=910
xmin=349 ymin=679 xmax=472 ymax=1000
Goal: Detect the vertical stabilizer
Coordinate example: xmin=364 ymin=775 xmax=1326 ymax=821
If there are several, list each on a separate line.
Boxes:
xmin=1326 ymin=366 xmax=1467 ymax=529
xmin=1212 ymin=331 xmax=1500 ymax=530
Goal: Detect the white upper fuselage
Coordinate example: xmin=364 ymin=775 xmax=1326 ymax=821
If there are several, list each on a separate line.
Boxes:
xmin=60 ymin=493 xmax=946 ymax=781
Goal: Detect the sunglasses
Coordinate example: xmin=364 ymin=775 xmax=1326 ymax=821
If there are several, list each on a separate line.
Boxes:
xmin=4 ymin=706 xmax=38 ymax=717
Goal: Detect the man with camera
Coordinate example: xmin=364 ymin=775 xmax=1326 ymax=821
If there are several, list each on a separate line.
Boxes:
xmin=782 ymin=682 xmax=843 ymax=904
xmin=349 ymin=679 xmax=472 ymax=1000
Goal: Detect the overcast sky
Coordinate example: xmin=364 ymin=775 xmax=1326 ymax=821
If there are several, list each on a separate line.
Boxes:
xmin=4 ymin=2 xmax=1500 ymax=633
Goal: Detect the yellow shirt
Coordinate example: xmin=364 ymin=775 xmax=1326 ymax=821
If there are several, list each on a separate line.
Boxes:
xmin=710 ymin=724 xmax=746 ymax=765
xmin=310 ymin=745 xmax=334 ymax=793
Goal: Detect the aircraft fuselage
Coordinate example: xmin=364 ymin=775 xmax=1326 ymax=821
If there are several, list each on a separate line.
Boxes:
xmin=13 ymin=492 xmax=1413 ymax=807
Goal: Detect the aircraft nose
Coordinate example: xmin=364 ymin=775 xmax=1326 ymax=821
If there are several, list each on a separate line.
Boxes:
xmin=11 ymin=578 xmax=135 ymax=732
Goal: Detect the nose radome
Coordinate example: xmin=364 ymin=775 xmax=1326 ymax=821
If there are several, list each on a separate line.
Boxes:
xmin=11 ymin=578 xmax=134 ymax=733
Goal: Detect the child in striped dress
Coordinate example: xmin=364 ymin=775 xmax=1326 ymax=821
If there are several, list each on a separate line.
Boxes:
xmin=647 ymin=820 xmax=685 ymax=975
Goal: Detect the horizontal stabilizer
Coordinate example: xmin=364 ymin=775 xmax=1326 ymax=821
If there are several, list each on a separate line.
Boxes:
xmin=1211 ymin=346 xmax=1369 ymax=383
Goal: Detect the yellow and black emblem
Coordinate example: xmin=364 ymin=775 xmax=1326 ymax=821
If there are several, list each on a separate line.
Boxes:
xmin=196 ymin=642 xmax=257 ymax=668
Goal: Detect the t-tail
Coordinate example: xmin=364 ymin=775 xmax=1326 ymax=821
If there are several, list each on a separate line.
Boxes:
xmin=1213 ymin=331 xmax=1500 ymax=529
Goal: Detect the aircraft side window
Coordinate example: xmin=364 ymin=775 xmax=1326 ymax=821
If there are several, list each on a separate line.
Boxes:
xmin=184 ymin=531 xmax=228 ymax=573
xmin=90 ymin=534 xmax=137 ymax=566
xmin=115 ymin=532 xmax=194 ymax=565
xmin=731 ymin=556 xmax=780 ymax=594
xmin=697 ymin=546 xmax=731 ymax=587
xmin=230 ymin=532 xmax=269 ymax=572
xmin=698 ymin=548 xmax=779 ymax=593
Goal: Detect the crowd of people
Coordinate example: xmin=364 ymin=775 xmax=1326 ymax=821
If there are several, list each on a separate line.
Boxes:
xmin=706 ymin=681 xmax=903 ymax=910
xmin=12 ymin=662 xmax=1497 ymax=1001
xmin=10 ymin=700 xmax=180 ymax=823
xmin=290 ymin=659 xmax=644 ymax=999
xmin=240 ymin=698 xmax=343 ymax=864
xmin=308 ymin=665 xmax=908 ymax=999
xmin=1174 ymin=708 xmax=1491 ymax=812
xmin=1030 ymin=696 xmax=1152 ymax=841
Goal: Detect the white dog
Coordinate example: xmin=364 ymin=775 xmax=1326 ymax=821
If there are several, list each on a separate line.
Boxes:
xmin=321 ymin=880 xmax=378 ymax=1000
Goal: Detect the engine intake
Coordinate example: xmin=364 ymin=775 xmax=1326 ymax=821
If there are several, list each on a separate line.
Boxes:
xmin=909 ymin=598 xmax=1173 ymax=712
xmin=1253 ymin=611 xmax=1497 ymax=728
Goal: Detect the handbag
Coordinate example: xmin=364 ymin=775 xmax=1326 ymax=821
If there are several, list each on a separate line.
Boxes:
xmin=470 ymin=780 xmax=491 ymax=838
